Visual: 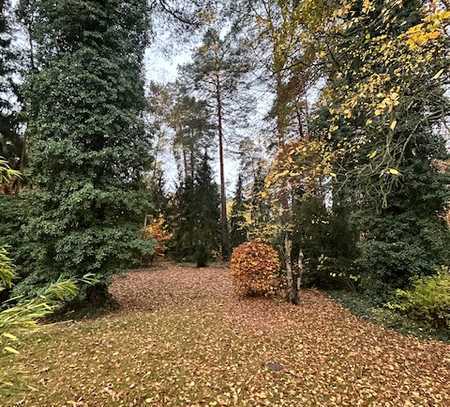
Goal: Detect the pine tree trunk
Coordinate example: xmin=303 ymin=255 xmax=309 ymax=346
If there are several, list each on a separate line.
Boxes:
xmin=216 ymin=82 xmax=230 ymax=260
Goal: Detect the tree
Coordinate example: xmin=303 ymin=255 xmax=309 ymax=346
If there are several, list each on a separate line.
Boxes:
xmin=170 ymin=176 xmax=196 ymax=261
xmin=313 ymin=0 xmax=450 ymax=291
xmin=248 ymin=161 xmax=271 ymax=236
xmin=171 ymin=152 xmax=220 ymax=267
xmin=16 ymin=0 xmax=154 ymax=301
xmin=265 ymin=137 xmax=334 ymax=303
xmin=145 ymin=162 xmax=169 ymax=218
xmin=0 ymin=159 xmax=82 ymax=394
xmin=193 ymin=152 xmax=221 ymax=266
xmin=0 ymin=1 xmax=24 ymax=173
xmin=169 ymin=86 xmax=215 ymax=182
xmin=228 ymin=0 xmax=319 ymax=303
xmin=230 ymin=174 xmax=247 ymax=249
xmin=186 ymin=28 xmax=251 ymax=260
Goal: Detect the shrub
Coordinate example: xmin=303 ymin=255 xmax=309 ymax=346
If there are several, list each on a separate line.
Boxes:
xmin=389 ymin=268 xmax=450 ymax=329
xmin=230 ymin=241 xmax=280 ymax=296
xmin=143 ymin=216 xmax=172 ymax=258
xmin=354 ymin=211 xmax=450 ymax=293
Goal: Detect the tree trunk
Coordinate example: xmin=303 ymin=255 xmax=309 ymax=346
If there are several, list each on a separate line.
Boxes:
xmin=182 ymin=148 xmax=188 ymax=181
xmin=297 ymin=247 xmax=304 ymax=302
xmin=190 ymin=146 xmax=195 ymax=181
xmin=216 ymin=82 xmax=230 ymax=260
xmin=284 ymin=234 xmax=299 ymax=304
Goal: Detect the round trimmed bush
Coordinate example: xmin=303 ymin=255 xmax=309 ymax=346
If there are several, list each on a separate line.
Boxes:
xmin=230 ymin=241 xmax=281 ymax=296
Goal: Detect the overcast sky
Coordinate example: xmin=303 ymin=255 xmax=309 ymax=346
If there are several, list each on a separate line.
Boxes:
xmin=144 ymin=31 xmax=244 ymax=194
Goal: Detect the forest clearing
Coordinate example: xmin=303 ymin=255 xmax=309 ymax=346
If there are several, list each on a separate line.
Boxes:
xmin=1 ymin=264 xmax=449 ymax=406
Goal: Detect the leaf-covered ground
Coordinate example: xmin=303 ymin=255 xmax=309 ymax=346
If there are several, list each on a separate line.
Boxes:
xmin=2 ymin=264 xmax=449 ymax=406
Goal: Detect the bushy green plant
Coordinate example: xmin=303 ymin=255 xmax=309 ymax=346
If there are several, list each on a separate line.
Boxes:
xmin=0 ymin=160 xmax=83 ymax=394
xmin=355 ymin=210 xmax=450 ymax=294
xmin=388 ymin=269 xmax=450 ymax=329
xmin=293 ymin=197 xmax=358 ymax=289
xmin=15 ymin=0 xmax=153 ymax=301
xmin=170 ymin=153 xmax=220 ymax=267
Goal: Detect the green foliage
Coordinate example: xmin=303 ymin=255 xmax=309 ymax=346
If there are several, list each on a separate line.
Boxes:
xmin=16 ymin=0 xmax=154 ymax=300
xmin=354 ymin=207 xmax=450 ymax=293
xmin=389 ymin=269 xmax=450 ymax=330
xmin=308 ymin=0 xmax=450 ymax=294
xmin=0 ymin=2 xmax=23 ymax=169
xmin=0 ymin=159 xmax=83 ymax=394
xmin=0 ymin=274 xmax=79 ymax=394
xmin=328 ymin=288 xmax=449 ymax=342
xmin=230 ymin=175 xmax=247 ymax=249
xmin=0 ymin=246 xmax=14 ymax=290
xmin=171 ymin=153 xmax=220 ymax=266
xmin=293 ymin=197 xmax=358 ymax=289
xmin=247 ymin=162 xmax=271 ymax=238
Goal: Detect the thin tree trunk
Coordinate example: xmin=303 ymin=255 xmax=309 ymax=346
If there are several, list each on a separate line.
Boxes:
xmin=284 ymin=234 xmax=299 ymax=305
xmin=182 ymin=148 xmax=188 ymax=181
xmin=297 ymin=247 xmax=304 ymax=301
xmin=275 ymin=72 xmax=285 ymax=147
xmin=216 ymin=82 xmax=230 ymax=260
xmin=190 ymin=146 xmax=194 ymax=181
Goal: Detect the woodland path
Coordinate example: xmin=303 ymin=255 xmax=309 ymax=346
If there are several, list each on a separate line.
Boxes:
xmin=3 ymin=263 xmax=450 ymax=406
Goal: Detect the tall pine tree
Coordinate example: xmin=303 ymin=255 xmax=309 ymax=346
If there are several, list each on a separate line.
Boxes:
xmin=17 ymin=0 xmax=153 ymax=301
xmin=186 ymin=28 xmax=251 ymax=260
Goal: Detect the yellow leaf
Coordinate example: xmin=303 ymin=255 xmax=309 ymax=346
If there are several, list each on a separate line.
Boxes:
xmin=388 ymin=168 xmax=400 ymax=175
xmin=390 ymin=120 xmax=397 ymax=130
xmin=4 ymin=346 xmax=19 ymax=354
xmin=2 ymin=332 xmax=18 ymax=341
xmin=432 ymin=69 xmax=444 ymax=80
xmin=368 ymin=150 xmax=377 ymax=159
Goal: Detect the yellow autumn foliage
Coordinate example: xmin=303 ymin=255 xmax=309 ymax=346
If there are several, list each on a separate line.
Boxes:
xmin=265 ymin=137 xmax=334 ymax=198
xmin=143 ymin=216 xmax=172 ymax=257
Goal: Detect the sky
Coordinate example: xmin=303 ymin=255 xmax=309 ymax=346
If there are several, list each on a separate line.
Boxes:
xmin=7 ymin=1 xmax=252 ymax=194
xmin=144 ymin=32 xmax=243 ymax=194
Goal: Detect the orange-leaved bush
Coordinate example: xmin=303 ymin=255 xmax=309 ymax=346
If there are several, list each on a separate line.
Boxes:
xmin=230 ymin=241 xmax=281 ymax=296
xmin=143 ymin=216 xmax=172 ymax=257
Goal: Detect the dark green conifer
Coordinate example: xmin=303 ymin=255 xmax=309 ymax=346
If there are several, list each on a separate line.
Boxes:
xmin=230 ymin=174 xmax=247 ymax=249
xmin=17 ymin=0 xmax=153 ymax=300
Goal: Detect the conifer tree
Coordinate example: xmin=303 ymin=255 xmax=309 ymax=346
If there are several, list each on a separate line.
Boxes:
xmin=17 ymin=0 xmax=153 ymax=300
xmin=171 ymin=176 xmax=196 ymax=261
xmin=193 ymin=152 xmax=220 ymax=266
xmin=0 ymin=1 xmax=23 ymax=170
xmin=230 ymin=174 xmax=247 ymax=249
xmin=249 ymin=162 xmax=270 ymax=232
xmin=315 ymin=0 xmax=450 ymax=290
xmin=186 ymin=28 xmax=251 ymax=260
xmin=171 ymin=152 xmax=220 ymax=267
